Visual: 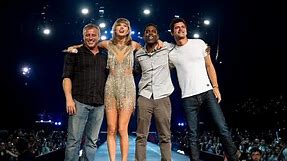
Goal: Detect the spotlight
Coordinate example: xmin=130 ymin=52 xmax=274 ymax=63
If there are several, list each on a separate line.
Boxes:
xmin=81 ymin=8 xmax=89 ymax=15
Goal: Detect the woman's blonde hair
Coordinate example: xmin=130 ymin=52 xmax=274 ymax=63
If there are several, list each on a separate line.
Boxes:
xmin=111 ymin=18 xmax=132 ymax=45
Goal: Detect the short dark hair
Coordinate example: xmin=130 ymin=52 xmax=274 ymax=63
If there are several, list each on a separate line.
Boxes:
xmin=250 ymin=147 xmax=262 ymax=155
xmin=144 ymin=23 xmax=159 ymax=34
xmin=169 ymin=17 xmax=187 ymax=33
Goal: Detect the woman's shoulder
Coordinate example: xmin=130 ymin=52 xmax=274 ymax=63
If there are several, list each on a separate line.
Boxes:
xmin=131 ymin=41 xmax=141 ymax=50
xmin=99 ymin=40 xmax=112 ymax=48
xmin=131 ymin=40 xmax=139 ymax=45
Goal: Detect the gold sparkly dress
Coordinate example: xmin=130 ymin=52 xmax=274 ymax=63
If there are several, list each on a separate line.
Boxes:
xmin=104 ymin=42 xmax=136 ymax=111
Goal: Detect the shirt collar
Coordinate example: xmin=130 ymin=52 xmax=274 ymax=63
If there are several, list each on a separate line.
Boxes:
xmin=143 ymin=44 xmax=158 ymax=56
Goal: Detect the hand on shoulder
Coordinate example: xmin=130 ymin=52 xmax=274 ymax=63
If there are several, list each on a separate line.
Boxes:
xmin=156 ymin=39 xmax=164 ymax=49
xmin=63 ymin=44 xmax=82 ymax=53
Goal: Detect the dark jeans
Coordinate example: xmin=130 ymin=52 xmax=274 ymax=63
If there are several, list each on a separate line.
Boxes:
xmin=182 ymin=90 xmax=238 ymax=161
xmin=135 ymin=96 xmax=171 ymax=161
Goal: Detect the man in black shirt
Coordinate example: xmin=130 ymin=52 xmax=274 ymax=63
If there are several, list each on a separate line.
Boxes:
xmin=62 ymin=23 xmax=107 ymax=161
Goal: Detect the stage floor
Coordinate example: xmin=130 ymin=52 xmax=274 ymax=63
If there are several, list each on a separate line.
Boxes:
xmin=94 ymin=135 xmax=191 ymax=161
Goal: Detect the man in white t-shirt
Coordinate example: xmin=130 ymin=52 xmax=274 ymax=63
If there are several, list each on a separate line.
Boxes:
xmin=168 ymin=17 xmax=240 ymax=161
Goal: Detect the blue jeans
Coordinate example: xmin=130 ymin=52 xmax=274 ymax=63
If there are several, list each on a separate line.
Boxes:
xmin=182 ymin=90 xmax=238 ymax=161
xmin=64 ymin=100 xmax=104 ymax=161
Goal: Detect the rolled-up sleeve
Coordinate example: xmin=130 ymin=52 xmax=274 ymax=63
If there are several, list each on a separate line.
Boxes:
xmin=62 ymin=53 xmax=75 ymax=79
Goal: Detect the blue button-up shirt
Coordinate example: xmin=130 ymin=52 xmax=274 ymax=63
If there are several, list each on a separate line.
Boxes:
xmin=135 ymin=42 xmax=174 ymax=99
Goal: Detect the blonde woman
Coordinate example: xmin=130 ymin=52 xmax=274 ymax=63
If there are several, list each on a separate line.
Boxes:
xmin=99 ymin=18 xmax=140 ymax=161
